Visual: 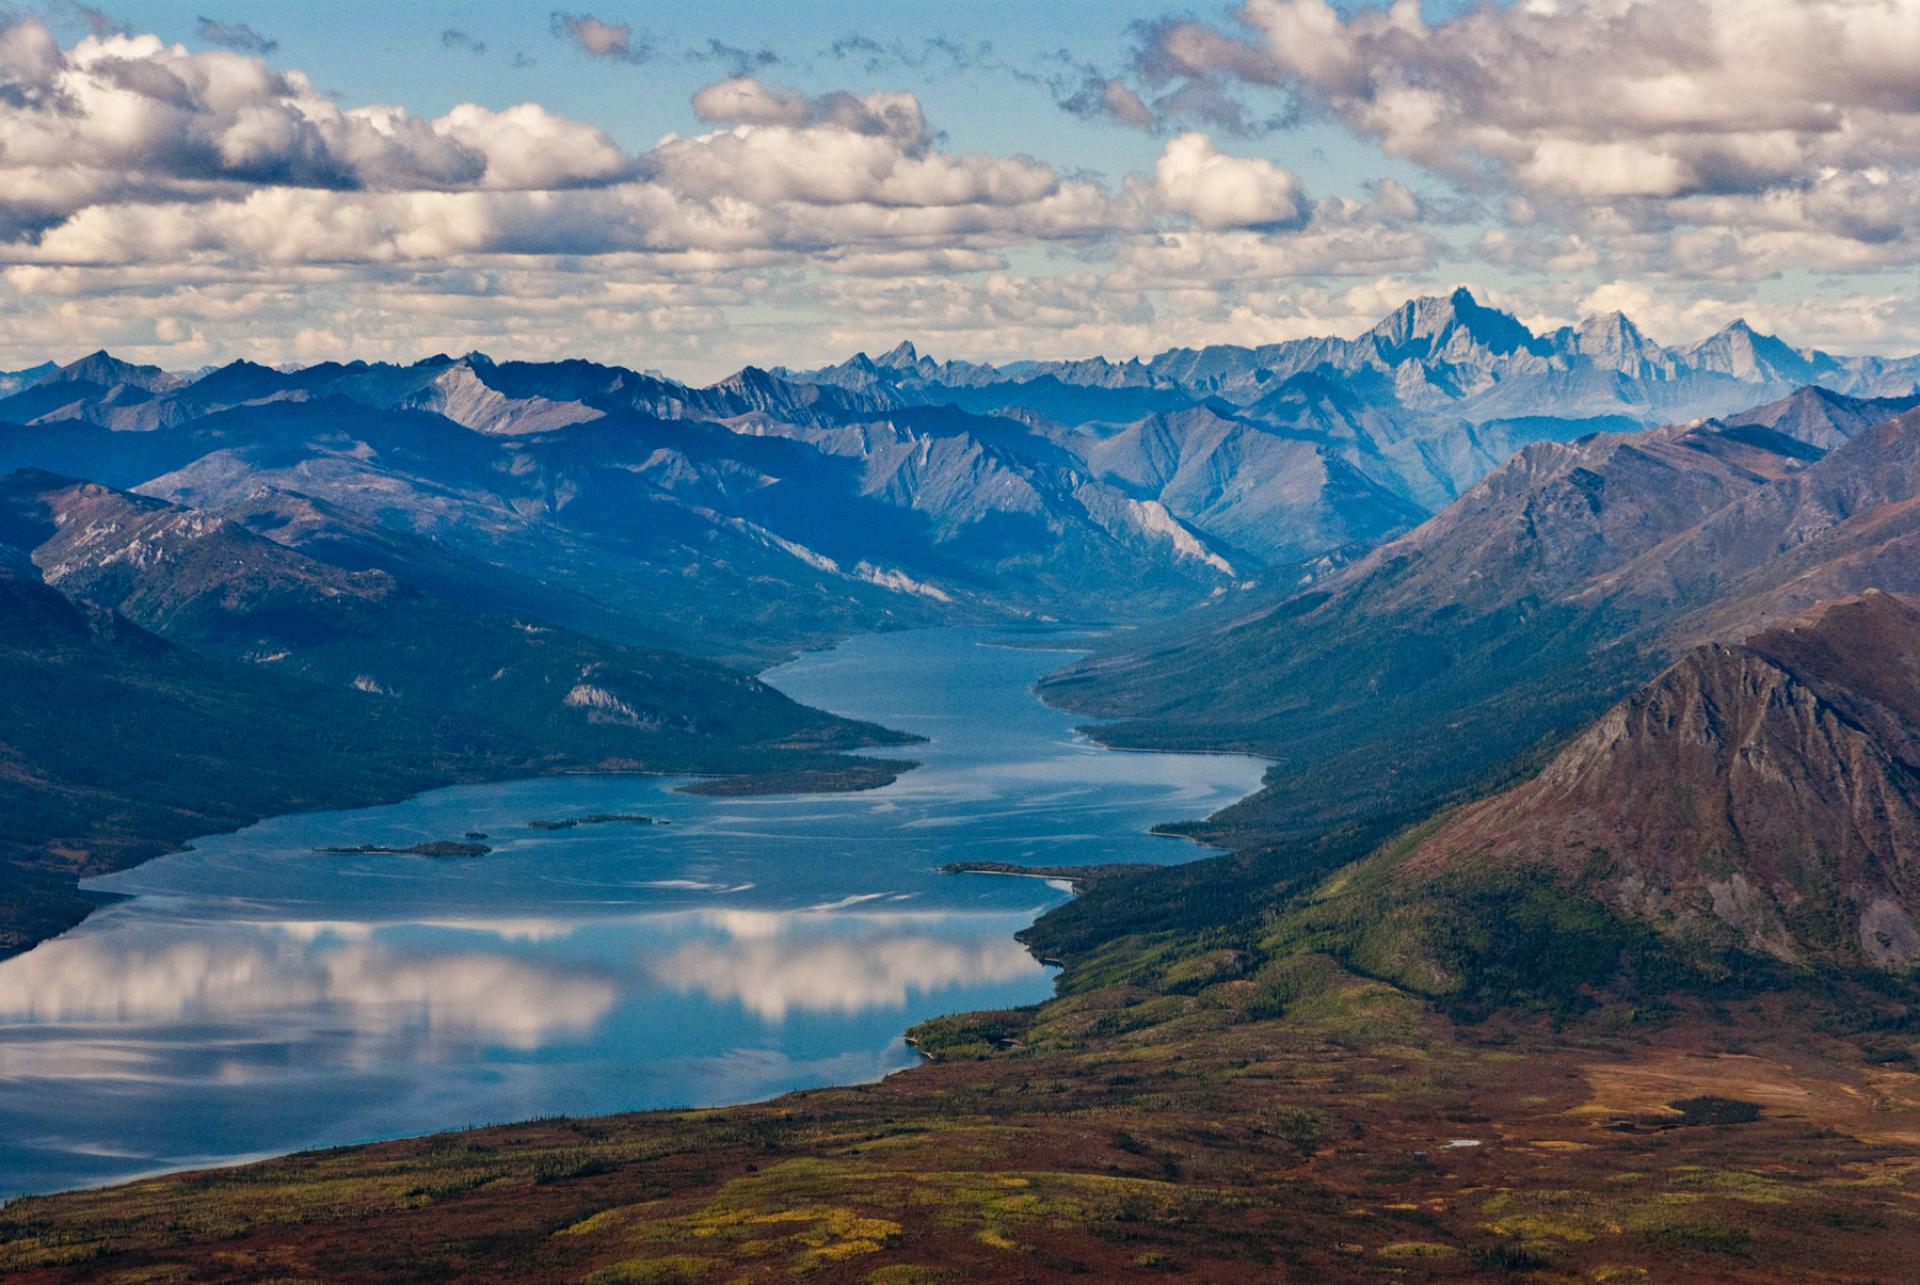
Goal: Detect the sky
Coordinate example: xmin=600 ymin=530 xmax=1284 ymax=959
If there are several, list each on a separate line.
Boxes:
xmin=2 ymin=0 xmax=1919 ymax=380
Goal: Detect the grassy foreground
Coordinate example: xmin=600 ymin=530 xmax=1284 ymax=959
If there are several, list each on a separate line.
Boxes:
xmin=6 ymin=939 xmax=1920 ymax=1283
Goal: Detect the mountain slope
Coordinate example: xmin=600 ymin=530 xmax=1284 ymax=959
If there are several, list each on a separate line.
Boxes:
xmin=1585 ymin=410 xmax=1920 ymax=642
xmin=1403 ymin=592 xmax=1920 ymax=973
xmin=1719 ymin=384 xmax=1920 ymax=450
xmin=0 ymin=400 xmax=954 ymax=664
xmin=1032 ymin=591 xmax=1920 ymax=1024
xmin=1058 ymin=403 xmax=1426 ymax=566
xmin=0 ymin=470 xmax=907 ymax=767
xmin=0 ymin=557 xmax=455 ymax=955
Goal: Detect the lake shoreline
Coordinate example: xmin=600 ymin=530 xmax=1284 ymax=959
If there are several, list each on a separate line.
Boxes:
xmin=5 ymin=627 xmax=1268 ymax=1201
xmin=3 ymin=750 xmax=918 ymax=969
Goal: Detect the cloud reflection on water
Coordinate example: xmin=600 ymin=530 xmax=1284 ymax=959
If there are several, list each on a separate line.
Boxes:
xmin=0 ymin=902 xmax=1050 ymax=1083
xmin=651 ymin=933 xmax=1043 ymax=1021
xmin=0 ymin=923 xmax=620 ymax=1060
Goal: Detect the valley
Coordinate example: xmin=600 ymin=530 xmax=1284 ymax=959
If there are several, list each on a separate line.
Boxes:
xmin=7 ymin=295 xmax=1920 ymax=1281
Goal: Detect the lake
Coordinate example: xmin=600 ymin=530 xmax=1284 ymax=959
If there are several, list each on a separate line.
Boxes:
xmin=0 ymin=628 xmax=1267 ymax=1198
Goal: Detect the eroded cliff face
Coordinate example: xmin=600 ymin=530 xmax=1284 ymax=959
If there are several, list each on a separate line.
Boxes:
xmin=1407 ymin=592 xmax=1920 ymax=971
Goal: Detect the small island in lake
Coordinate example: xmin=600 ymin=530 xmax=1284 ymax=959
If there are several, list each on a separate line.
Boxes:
xmin=526 ymin=813 xmax=665 ymax=831
xmin=315 ymin=840 xmax=492 ymax=858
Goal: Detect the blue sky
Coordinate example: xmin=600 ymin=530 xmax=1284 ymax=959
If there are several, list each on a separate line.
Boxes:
xmin=105 ymin=4 xmax=1170 ymax=175
xmin=2 ymin=1 xmax=1917 ymax=378
xmin=104 ymin=2 xmax=1371 ymax=192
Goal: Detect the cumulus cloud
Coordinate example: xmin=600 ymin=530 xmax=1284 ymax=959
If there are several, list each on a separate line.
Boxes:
xmin=196 ymin=16 xmax=276 ymax=55
xmin=0 ymin=19 xmax=638 ymax=239
xmin=1152 ymin=132 xmax=1305 ymax=230
xmin=0 ymin=47 xmax=1133 ymax=273
xmin=436 ymin=103 xmax=637 ymax=189
xmin=550 ymin=12 xmax=646 ymax=64
xmin=666 ymin=81 xmax=1073 ymax=212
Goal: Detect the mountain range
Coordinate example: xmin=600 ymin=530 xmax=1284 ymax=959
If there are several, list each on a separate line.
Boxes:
xmin=788 ymin=289 xmax=1920 ymax=509
xmin=5 ymin=291 xmax=1916 ymax=649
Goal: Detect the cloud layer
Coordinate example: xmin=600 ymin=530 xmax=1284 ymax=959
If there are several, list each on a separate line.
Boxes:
xmin=0 ymin=6 xmax=1917 ymax=375
xmin=0 ymin=17 xmax=1405 ymax=371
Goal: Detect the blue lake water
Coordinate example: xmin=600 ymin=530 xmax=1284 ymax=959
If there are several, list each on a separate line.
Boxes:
xmin=0 ymin=628 xmax=1266 ymax=1198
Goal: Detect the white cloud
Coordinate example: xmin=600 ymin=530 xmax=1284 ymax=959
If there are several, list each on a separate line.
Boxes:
xmin=0 ymin=18 xmax=635 ymax=244
xmin=1152 ymin=132 xmax=1306 ymax=229
xmin=436 ymin=103 xmax=637 ymax=189
xmin=1120 ymin=0 xmax=1920 ymax=299
xmin=650 ymin=119 xmax=1055 ymax=210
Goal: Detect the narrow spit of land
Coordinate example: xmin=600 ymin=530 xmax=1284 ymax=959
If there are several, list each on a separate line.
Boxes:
xmin=940 ymin=861 xmax=1158 ymax=890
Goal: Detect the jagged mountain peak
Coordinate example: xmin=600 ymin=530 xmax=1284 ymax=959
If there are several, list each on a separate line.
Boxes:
xmin=1557 ymin=308 xmax=1676 ymax=377
xmin=50 ymin=349 xmax=179 ymax=393
xmin=1698 ymin=318 xmax=1770 ymax=351
xmin=1715 ymin=384 xmax=1920 ymax=452
xmin=1682 ymin=317 xmax=1832 ymax=382
xmin=1573 ymin=309 xmax=1648 ymax=346
xmin=403 ymin=360 xmax=604 ymax=436
xmin=876 ymin=340 xmax=922 ymax=369
xmin=719 ymin=364 xmax=777 ymax=390
xmin=1367 ymin=286 xmax=1539 ymax=360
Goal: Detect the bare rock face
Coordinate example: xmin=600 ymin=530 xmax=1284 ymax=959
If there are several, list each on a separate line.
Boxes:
xmin=1406 ymin=592 xmax=1920 ymax=971
xmin=1719 ymin=384 xmax=1920 ymax=452
xmin=406 ymin=363 xmax=604 ymax=436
